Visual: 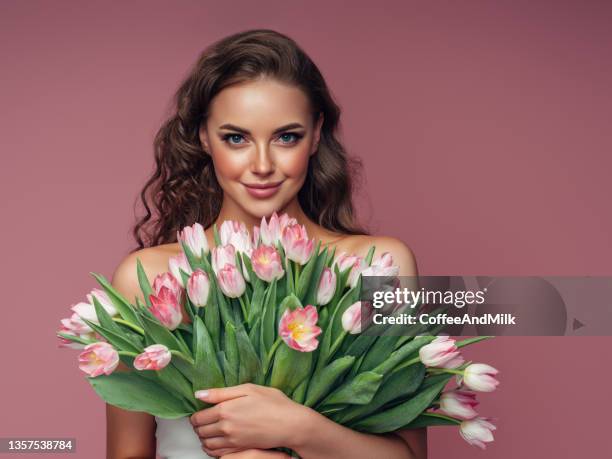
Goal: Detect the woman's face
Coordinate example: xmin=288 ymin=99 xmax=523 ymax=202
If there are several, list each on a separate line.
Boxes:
xmin=199 ymin=77 xmax=323 ymax=220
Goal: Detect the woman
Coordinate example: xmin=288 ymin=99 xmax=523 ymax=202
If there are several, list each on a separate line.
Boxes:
xmin=106 ymin=29 xmax=425 ymax=459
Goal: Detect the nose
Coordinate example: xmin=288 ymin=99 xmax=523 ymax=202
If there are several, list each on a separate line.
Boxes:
xmin=251 ymin=143 xmax=274 ymax=176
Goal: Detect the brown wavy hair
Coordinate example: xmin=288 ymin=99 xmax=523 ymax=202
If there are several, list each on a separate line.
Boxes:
xmin=130 ymin=28 xmax=370 ymax=252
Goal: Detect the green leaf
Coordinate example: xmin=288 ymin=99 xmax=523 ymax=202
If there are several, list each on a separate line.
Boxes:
xmin=364 ymin=245 xmax=376 ymax=265
xmin=285 ymin=257 xmax=295 ymax=294
xmin=402 ymin=412 xmax=460 ymax=429
xmin=236 ymin=324 xmax=262 ymax=384
xmin=292 ymin=378 xmax=308 ymax=404
xmin=303 ymin=246 xmax=330 ymax=306
xmin=456 ymin=336 xmax=495 ymax=348
xmin=57 ymin=332 xmax=95 ymax=346
xmin=221 ymin=351 xmax=238 ymax=387
xmin=156 ymin=363 xmax=198 ymax=410
xmin=136 ymin=258 xmax=153 ymax=308
xmin=80 ymin=318 xmax=142 ymax=354
xmin=371 ymin=336 xmax=436 ymax=376
xmin=350 ymin=375 xmax=452 ymax=433
xmin=333 ymin=362 xmax=426 ymax=424
xmin=316 ymin=283 xmax=360 ymax=371
xmin=304 ymin=356 xmax=355 ymax=407
xmin=296 ymin=240 xmax=321 ymax=301
xmin=224 ymin=322 xmax=239 ymax=385
xmin=357 ymin=336 xmax=401 ymax=373
xmin=138 ymin=314 xmax=188 ymax=355
xmin=260 ymin=278 xmax=277 ymax=360
xmin=192 ymin=316 xmax=225 ymax=391
xmin=247 ymin=278 xmax=266 ymax=327
xmin=88 ymin=371 xmax=193 ymax=418
xmin=90 ymin=272 xmax=139 ymax=325
xmin=90 ymin=294 xmax=122 ymax=333
xmin=270 ymin=343 xmax=312 ymax=395
xmin=319 ymin=371 xmax=383 ymax=407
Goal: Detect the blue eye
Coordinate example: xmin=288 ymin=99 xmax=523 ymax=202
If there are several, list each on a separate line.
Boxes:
xmin=278 ymin=132 xmax=303 ymax=144
xmin=223 ymin=133 xmax=246 ymax=145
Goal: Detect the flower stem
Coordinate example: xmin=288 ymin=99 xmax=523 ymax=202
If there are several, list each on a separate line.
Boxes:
xmin=118 ymin=351 xmax=138 ymax=357
xmin=328 ymin=330 xmax=348 ymax=359
xmin=112 ymin=318 xmax=144 ymax=335
xmin=428 ymin=368 xmax=464 ymax=375
xmin=170 ymin=349 xmax=195 ymax=365
xmin=238 ymin=295 xmax=248 ymax=321
xmin=294 ymin=263 xmax=301 ymax=291
xmin=392 ymin=356 xmax=422 ymax=372
xmin=420 ymin=412 xmax=461 ymax=425
xmin=263 ymin=337 xmax=283 ymax=375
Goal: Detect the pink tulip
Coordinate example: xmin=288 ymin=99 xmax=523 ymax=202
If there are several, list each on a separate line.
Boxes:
xmin=61 ymin=311 xmax=94 ymax=334
xmin=219 ymin=220 xmax=253 ymax=257
xmin=257 ymin=211 xmax=297 ymax=245
xmin=341 ymin=301 xmax=363 ymax=334
xmin=372 ymin=252 xmax=394 ymax=268
xmin=149 ymin=272 xmax=183 ymax=330
xmin=258 ymin=211 xmax=282 ymax=245
xmin=360 ymin=264 xmax=400 ymax=277
xmin=251 ymin=225 xmax=261 ymax=248
xmin=71 ymin=289 xmax=117 ymax=325
xmin=78 ymin=342 xmax=119 ymax=377
xmin=152 ymin=272 xmax=184 ymax=304
xmin=57 ymin=321 xmax=95 ymax=349
xmin=459 ymin=417 xmax=497 ymax=450
xmin=418 ymin=335 xmax=465 ymax=368
xmin=217 ymin=264 xmax=246 ymax=298
xmin=316 ymin=267 xmax=336 ymax=305
xmin=333 ymin=251 xmax=360 ymax=272
xmin=177 ymin=222 xmax=209 ymax=258
xmin=281 ymin=223 xmax=315 ymax=265
xmin=168 ymin=251 xmax=193 ymax=287
xmin=211 ymin=244 xmax=236 ymax=272
xmin=437 ymin=389 xmax=479 ymax=419
xmin=251 ymin=244 xmax=285 ymax=282
xmin=187 ymin=269 xmax=210 ymax=307
xmin=133 ymin=344 xmax=172 ymax=371
xmin=279 ymin=305 xmax=322 ymax=352
xmin=459 ymin=363 xmax=500 ymax=392
xmin=333 ymin=252 xmax=368 ymax=288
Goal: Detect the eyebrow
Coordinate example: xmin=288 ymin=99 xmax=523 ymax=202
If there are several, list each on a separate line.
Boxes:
xmin=218 ymin=123 xmax=305 ymax=135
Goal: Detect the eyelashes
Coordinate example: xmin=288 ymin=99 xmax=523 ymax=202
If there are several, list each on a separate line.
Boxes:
xmin=221 ymin=132 xmax=304 ymax=146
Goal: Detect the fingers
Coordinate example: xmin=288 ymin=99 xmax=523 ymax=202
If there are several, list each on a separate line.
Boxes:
xmin=190 ymin=404 xmax=221 ymax=427
xmin=199 ymin=435 xmax=233 ymax=451
xmin=205 ymin=446 xmax=241 ymax=457
xmin=195 ymin=383 xmax=256 ymax=404
xmin=194 ymin=421 xmax=225 ymax=438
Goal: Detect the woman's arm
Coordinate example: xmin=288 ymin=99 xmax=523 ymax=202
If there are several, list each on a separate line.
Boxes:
xmin=292 ymin=407 xmax=426 ymax=459
xmin=106 ymin=251 xmax=158 ymax=459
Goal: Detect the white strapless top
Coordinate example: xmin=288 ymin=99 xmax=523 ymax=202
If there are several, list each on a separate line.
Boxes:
xmin=155 ymin=416 xmax=214 ymax=459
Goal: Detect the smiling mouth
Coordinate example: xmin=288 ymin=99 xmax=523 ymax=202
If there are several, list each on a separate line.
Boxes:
xmin=242 ymin=180 xmax=284 ymax=199
xmin=242 ymin=180 xmax=285 ymax=189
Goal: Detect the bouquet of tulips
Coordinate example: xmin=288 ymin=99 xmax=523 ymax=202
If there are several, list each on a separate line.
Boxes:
xmin=58 ymin=212 xmax=500 ymax=451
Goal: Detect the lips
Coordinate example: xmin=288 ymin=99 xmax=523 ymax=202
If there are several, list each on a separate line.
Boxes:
xmin=243 ymin=180 xmax=284 ymax=199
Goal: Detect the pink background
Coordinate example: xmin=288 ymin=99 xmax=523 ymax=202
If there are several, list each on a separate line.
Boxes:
xmin=1 ymin=1 xmax=611 ymax=458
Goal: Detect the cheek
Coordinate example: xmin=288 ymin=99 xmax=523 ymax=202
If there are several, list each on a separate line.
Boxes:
xmin=276 ymin=148 xmax=311 ymax=178
xmin=210 ymin=151 xmax=248 ymax=180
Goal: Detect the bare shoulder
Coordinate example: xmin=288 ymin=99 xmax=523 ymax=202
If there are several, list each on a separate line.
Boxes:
xmin=111 ymin=243 xmax=180 ymax=301
xmin=347 ymin=235 xmax=418 ymax=277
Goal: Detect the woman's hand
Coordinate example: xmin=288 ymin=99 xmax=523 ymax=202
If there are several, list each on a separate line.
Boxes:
xmin=189 ymin=383 xmax=313 ymax=457
xmin=220 ymin=449 xmax=290 ymax=459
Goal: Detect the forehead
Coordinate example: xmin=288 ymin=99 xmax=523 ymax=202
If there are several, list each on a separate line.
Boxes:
xmin=207 ymin=78 xmax=312 ymax=127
